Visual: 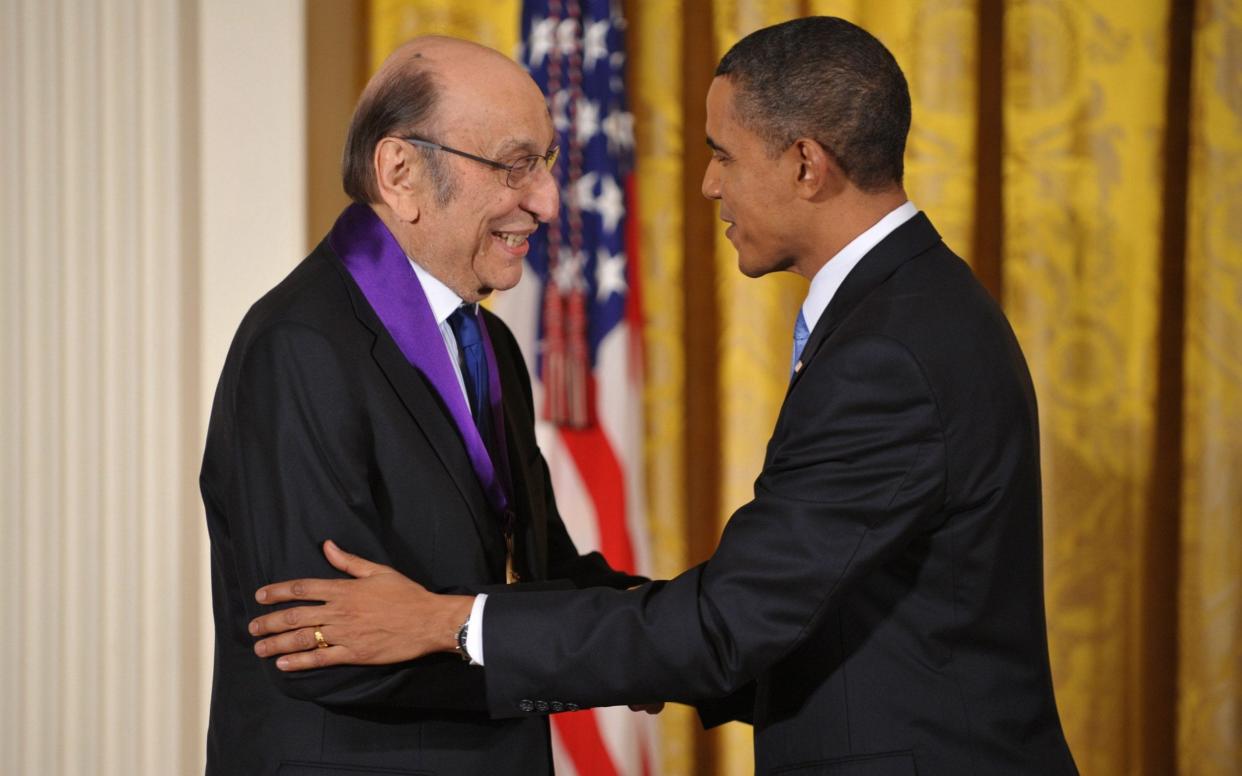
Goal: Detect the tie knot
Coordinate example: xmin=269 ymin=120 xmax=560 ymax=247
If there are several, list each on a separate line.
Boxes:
xmin=448 ymin=305 xmax=481 ymax=348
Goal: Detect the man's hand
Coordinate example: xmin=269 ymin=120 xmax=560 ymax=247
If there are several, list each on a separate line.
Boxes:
xmin=249 ymin=540 xmax=474 ymax=671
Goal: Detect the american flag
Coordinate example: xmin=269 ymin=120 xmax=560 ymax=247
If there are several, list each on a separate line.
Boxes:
xmin=491 ymin=1 xmax=656 ymax=774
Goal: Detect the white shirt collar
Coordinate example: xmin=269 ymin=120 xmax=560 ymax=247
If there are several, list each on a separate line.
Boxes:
xmin=407 ymin=257 xmax=465 ymax=325
xmin=802 ymin=201 xmax=918 ymax=332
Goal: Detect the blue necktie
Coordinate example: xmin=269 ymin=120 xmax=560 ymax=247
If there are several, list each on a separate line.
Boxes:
xmin=448 ymin=305 xmax=494 ymax=453
xmin=791 ymin=309 xmax=810 ymax=379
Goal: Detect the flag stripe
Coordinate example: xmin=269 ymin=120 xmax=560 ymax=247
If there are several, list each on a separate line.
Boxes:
xmin=558 ymin=403 xmax=635 ymax=573
xmin=552 ymin=709 xmax=621 ymax=776
xmin=519 ymin=0 xmax=654 ymax=771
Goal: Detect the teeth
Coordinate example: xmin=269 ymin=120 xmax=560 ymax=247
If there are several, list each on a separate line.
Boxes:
xmin=495 ymin=232 xmax=527 ymax=247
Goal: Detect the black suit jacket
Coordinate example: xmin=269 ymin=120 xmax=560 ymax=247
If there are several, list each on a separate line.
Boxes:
xmin=482 ymin=214 xmax=1078 ymax=775
xmin=200 ymin=237 xmax=639 ymax=776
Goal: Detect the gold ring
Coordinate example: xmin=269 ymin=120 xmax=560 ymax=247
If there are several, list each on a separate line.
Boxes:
xmin=314 ymin=629 xmax=329 ymax=649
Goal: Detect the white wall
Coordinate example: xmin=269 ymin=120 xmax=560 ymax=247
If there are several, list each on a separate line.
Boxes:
xmin=200 ymin=0 xmax=307 ymax=409
xmin=0 ymin=1 xmax=306 ymax=773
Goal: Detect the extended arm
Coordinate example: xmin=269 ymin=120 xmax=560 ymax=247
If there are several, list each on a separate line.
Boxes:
xmin=249 ymin=334 xmax=945 ymax=716
xmin=480 ymin=334 xmax=946 ymax=714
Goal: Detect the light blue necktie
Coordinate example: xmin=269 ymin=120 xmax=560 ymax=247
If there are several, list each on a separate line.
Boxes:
xmin=790 ymin=309 xmax=810 ymax=379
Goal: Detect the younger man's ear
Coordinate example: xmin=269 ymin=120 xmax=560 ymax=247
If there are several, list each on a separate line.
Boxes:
xmin=792 ymin=138 xmax=845 ymax=200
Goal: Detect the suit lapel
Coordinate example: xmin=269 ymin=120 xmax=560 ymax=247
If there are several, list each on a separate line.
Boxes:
xmin=790 ymin=212 xmax=942 ymax=389
xmin=328 ymin=252 xmax=507 ymax=574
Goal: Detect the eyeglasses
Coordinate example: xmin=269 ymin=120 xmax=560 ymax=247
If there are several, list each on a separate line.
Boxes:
xmin=403 ymin=135 xmax=560 ymax=189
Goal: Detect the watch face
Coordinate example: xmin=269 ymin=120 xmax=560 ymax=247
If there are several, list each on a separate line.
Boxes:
xmin=456 ymin=619 xmax=471 ymax=662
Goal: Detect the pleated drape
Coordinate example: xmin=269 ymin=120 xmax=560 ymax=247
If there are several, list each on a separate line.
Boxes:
xmin=1004 ymin=2 xmax=1172 ymax=773
xmin=1179 ymin=2 xmax=1242 ymax=773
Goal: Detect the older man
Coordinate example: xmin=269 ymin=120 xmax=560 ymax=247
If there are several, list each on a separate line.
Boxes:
xmin=200 ymin=37 xmax=640 ymax=775
xmin=251 ymin=17 xmax=1080 ymax=775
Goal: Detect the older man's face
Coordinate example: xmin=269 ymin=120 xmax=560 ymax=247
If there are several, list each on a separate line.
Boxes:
xmin=416 ymin=65 xmax=559 ymax=302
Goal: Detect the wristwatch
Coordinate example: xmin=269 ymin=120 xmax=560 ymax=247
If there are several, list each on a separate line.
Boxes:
xmin=455 ymin=617 xmax=472 ymax=663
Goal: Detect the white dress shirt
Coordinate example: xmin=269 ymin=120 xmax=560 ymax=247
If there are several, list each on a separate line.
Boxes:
xmin=464 ymin=201 xmax=920 ymax=666
xmin=408 ymin=257 xmax=471 ymax=405
xmin=800 ymin=201 xmax=917 ymax=333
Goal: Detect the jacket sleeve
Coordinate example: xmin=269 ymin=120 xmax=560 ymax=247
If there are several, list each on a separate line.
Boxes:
xmin=227 ymin=320 xmax=492 ymax=711
xmin=481 ymin=334 xmax=946 ymax=716
xmin=697 ymin=682 xmax=757 ymax=728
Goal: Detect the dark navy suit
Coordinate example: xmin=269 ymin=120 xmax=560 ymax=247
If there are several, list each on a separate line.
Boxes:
xmin=482 ymin=214 xmax=1078 ymax=775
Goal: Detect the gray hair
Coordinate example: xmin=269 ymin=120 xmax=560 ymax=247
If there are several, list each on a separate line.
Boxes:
xmin=341 ymin=59 xmax=458 ymax=206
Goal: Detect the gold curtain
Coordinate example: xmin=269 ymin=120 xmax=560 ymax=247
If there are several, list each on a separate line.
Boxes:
xmin=369 ymin=0 xmax=520 ymax=61
xmin=1180 ymin=2 xmax=1242 ymax=774
xmin=359 ymin=1 xmax=1241 ymax=773
xmin=1004 ymin=2 xmax=1170 ymax=773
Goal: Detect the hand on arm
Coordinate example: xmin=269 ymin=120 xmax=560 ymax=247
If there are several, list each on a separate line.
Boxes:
xmin=250 ymin=539 xmax=474 ymax=671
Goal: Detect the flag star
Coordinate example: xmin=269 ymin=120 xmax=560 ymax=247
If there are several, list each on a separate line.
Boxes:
xmin=602 ymin=109 xmax=634 ymax=152
xmin=551 ymin=89 xmax=571 ymax=133
xmin=575 ymin=98 xmax=600 ymax=145
xmin=572 ymin=171 xmax=598 ymax=213
xmin=595 ymin=174 xmax=624 ymax=234
xmin=528 ymin=17 xmax=555 ymax=66
xmin=556 ymin=18 xmax=579 ymax=56
xmin=553 ymin=248 xmax=586 ymax=292
xmin=595 ymin=248 xmax=627 ymax=301
xmin=584 ymin=19 xmax=610 ymax=71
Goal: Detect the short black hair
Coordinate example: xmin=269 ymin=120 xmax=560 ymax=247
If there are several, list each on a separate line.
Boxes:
xmin=715 ymin=16 xmax=911 ymax=192
xmin=341 ymin=59 xmax=458 ymax=206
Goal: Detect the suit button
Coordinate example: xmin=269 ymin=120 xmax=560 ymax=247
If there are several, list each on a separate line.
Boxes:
xmin=565 ymin=703 xmax=580 ymax=711
xmin=549 ymin=701 xmax=564 ymax=712
xmin=534 ymin=700 xmax=549 ymax=712
xmin=518 ymin=699 xmax=535 ymax=712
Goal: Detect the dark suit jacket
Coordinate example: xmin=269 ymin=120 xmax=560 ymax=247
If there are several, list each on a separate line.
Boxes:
xmin=200 ymin=237 xmax=639 ymax=776
xmin=482 ymin=214 xmax=1078 ymax=775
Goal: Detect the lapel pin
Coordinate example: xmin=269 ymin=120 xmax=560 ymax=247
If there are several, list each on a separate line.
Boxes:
xmin=794 ymin=361 xmax=803 ymax=373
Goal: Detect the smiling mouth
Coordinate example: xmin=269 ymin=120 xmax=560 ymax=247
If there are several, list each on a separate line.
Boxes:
xmin=491 ymin=230 xmax=534 ymax=257
xmin=493 ymin=231 xmax=530 ymax=247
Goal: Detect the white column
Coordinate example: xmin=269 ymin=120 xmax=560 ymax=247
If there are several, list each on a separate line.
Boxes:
xmin=196 ymin=0 xmax=307 ymax=767
xmin=0 ymin=0 xmax=306 ymax=774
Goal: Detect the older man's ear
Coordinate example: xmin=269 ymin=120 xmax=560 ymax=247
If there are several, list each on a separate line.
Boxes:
xmin=374 ymin=137 xmax=424 ymax=223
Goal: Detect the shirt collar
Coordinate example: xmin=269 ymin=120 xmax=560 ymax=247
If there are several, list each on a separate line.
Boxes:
xmin=407 ymin=257 xmax=466 ymax=326
xmin=802 ymin=201 xmax=918 ymax=332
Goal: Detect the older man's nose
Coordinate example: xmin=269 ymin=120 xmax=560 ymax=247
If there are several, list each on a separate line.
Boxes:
xmin=523 ymin=167 xmax=560 ymax=223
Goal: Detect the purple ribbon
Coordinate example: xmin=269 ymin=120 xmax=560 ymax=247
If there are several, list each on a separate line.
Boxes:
xmin=329 ymin=203 xmax=511 ymax=516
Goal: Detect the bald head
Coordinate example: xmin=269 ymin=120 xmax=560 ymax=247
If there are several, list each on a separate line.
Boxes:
xmin=341 ymin=36 xmax=546 ymax=205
